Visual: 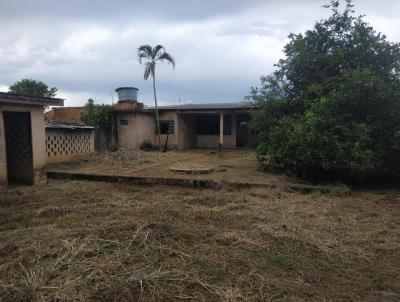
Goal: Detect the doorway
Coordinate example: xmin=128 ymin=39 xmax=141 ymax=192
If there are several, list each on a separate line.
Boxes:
xmin=236 ymin=114 xmax=250 ymax=147
xmin=3 ymin=112 xmax=34 ymax=185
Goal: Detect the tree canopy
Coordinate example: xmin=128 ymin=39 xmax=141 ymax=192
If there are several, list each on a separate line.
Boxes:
xmin=8 ymin=79 xmax=58 ymax=98
xmin=80 ymin=99 xmax=114 ymax=127
xmin=248 ymin=0 xmax=400 ymax=181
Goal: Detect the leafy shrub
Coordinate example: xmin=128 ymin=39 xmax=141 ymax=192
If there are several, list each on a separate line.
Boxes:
xmin=80 ymin=99 xmax=114 ymax=128
xmin=248 ymin=0 xmax=400 ymax=181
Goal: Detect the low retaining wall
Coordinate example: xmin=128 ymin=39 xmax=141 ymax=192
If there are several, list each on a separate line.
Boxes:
xmin=47 ymin=171 xmax=350 ymax=194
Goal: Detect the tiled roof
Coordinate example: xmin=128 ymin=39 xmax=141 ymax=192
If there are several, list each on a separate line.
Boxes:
xmin=45 ymin=107 xmax=85 ymax=123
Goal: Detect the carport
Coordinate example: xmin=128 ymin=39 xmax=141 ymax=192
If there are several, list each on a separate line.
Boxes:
xmin=0 ymin=92 xmax=63 ymax=186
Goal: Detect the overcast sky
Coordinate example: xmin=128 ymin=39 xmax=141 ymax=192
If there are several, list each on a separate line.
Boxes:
xmin=0 ymin=0 xmax=399 ymax=106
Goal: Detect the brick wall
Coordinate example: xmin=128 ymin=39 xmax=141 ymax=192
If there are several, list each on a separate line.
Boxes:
xmin=45 ymin=128 xmax=95 ymax=163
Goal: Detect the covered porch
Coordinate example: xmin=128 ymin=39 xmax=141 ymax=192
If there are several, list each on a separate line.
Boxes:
xmin=176 ymin=109 xmax=251 ymax=151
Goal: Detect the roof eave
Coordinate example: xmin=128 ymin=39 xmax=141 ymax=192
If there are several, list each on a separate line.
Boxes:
xmin=0 ymin=93 xmax=64 ymax=107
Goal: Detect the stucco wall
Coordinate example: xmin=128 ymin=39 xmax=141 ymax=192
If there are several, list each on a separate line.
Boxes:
xmin=117 ymin=112 xmax=156 ymax=149
xmin=45 ymin=128 xmax=95 ymax=163
xmin=196 ymin=135 xmax=236 ymax=148
xmin=158 ymin=111 xmax=178 ymax=148
xmin=31 ymin=108 xmax=47 ymax=184
xmin=0 ymin=104 xmax=47 ymax=185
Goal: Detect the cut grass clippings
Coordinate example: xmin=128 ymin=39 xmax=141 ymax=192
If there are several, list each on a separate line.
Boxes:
xmin=0 ymin=180 xmax=399 ymax=301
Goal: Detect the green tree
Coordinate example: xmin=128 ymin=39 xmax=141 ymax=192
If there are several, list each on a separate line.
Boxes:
xmin=248 ymin=0 xmax=400 ymax=181
xmin=138 ymin=45 xmax=175 ymax=150
xmin=8 ymin=79 xmax=57 ymax=98
xmin=81 ymin=99 xmax=113 ymax=127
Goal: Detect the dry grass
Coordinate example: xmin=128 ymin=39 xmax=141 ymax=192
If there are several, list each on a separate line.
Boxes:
xmin=0 ymin=180 xmax=399 ymax=301
xmin=48 ymin=149 xmax=292 ymax=185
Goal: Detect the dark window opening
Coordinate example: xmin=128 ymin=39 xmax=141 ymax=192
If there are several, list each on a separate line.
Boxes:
xmin=197 ymin=115 xmax=219 ymax=135
xmin=196 ymin=114 xmax=231 ymax=135
xmin=160 ymin=120 xmax=174 ymax=134
xmin=223 ymin=115 xmax=231 ymax=135
xmin=120 ymin=119 xmax=128 ymax=125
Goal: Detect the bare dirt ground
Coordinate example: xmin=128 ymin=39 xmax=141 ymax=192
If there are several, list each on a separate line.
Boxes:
xmin=0 ymin=180 xmax=399 ymax=301
xmin=47 ymin=149 xmax=295 ymax=185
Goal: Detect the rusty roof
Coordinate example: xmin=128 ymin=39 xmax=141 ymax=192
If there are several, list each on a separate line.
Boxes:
xmin=0 ymin=92 xmax=64 ymax=107
xmin=45 ymin=121 xmax=94 ymax=130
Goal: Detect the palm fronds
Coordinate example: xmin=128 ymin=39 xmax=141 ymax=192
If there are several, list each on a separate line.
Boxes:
xmin=143 ymin=62 xmax=155 ymax=80
xmin=157 ymin=52 xmax=175 ymax=69
xmin=138 ymin=45 xmax=153 ymax=63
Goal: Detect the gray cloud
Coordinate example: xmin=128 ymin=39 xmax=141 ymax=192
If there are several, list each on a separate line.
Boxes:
xmin=0 ymin=0 xmax=399 ymax=106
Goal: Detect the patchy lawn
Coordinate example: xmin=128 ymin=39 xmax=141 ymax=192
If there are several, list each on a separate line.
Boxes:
xmin=0 ymin=180 xmax=399 ymax=301
xmin=47 ymin=149 xmax=294 ymax=185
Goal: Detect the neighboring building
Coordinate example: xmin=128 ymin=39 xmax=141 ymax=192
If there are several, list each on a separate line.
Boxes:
xmin=44 ymin=105 xmax=96 ymax=161
xmin=114 ymin=87 xmax=254 ymax=150
xmin=0 ymin=92 xmax=63 ymax=186
xmin=45 ymin=106 xmax=85 ymax=124
xmin=45 ymin=122 xmax=95 ymax=163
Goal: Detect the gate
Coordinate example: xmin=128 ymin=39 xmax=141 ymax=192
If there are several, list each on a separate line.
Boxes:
xmin=3 ymin=112 xmax=34 ymax=184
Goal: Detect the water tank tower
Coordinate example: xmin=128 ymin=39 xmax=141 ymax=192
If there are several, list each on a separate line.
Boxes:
xmin=114 ymin=87 xmax=143 ymax=110
xmin=115 ymin=87 xmax=139 ymax=102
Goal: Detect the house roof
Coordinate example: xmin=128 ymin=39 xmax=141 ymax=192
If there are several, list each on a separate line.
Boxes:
xmin=45 ymin=106 xmax=85 ymax=123
xmin=146 ymin=102 xmax=255 ymax=111
xmin=0 ymin=92 xmax=64 ymax=107
xmin=45 ymin=121 xmax=94 ymax=130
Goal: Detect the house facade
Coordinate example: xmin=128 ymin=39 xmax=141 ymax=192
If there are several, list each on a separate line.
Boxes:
xmin=114 ymin=87 xmax=254 ymax=150
xmin=0 ymin=92 xmax=63 ymax=186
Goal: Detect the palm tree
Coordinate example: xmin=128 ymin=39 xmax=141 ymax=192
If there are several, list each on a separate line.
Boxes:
xmin=138 ymin=45 xmax=175 ymax=150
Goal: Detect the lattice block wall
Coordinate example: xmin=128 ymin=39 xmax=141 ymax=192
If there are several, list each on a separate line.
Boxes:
xmin=45 ymin=129 xmax=94 ymax=163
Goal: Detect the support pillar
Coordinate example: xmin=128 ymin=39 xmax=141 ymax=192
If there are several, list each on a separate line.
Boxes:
xmin=219 ymin=112 xmax=223 ymax=158
xmin=0 ymin=111 xmax=7 ymax=187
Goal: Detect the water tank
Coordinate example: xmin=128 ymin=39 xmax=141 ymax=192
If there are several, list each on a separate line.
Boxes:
xmin=115 ymin=87 xmax=139 ymax=102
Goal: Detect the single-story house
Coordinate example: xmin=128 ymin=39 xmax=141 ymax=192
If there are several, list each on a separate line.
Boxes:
xmin=0 ymin=92 xmax=64 ymax=186
xmin=113 ymin=87 xmax=254 ymax=150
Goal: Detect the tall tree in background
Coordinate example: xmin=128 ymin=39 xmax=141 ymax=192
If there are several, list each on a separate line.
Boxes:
xmin=138 ymin=45 xmax=175 ymax=150
xmin=8 ymin=79 xmax=57 ymax=98
xmin=248 ymin=0 xmax=400 ymax=181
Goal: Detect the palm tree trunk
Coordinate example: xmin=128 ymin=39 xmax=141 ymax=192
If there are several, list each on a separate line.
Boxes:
xmin=153 ymin=73 xmax=161 ymax=150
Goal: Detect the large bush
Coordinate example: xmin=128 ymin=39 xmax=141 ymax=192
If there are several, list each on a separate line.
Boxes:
xmin=248 ymin=0 xmax=400 ymax=181
xmin=81 ymin=99 xmax=114 ymax=128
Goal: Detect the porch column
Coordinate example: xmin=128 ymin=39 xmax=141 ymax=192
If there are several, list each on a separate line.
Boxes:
xmin=219 ymin=112 xmax=223 ymax=158
xmin=0 ymin=111 xmax=7 ymax=186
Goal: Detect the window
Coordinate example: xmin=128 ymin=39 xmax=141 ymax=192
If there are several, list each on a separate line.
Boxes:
xmin=196 ymin=114 xmax=231 ymax=135
xmin=120 ymin=119 xmax=128 ymax=125
xmin=159 ymin=120 xmax=174 ymax=134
